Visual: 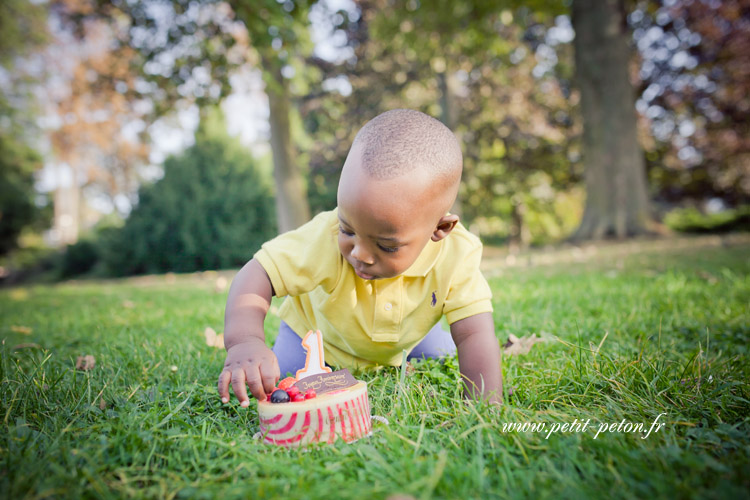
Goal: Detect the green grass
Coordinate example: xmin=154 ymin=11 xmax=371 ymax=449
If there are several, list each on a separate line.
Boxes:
xmin=1 ymin=243 xmax=749 ymax=499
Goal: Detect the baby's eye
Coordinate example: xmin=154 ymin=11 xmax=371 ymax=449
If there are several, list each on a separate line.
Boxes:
xmin=377 ymin=244 xmax=399 ymax=253
xmin=339 ymin=226 xmax=354 ymax=236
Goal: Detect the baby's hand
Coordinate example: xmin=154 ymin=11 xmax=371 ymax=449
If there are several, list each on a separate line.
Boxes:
xmin=217 ymin=337 xmax=280 ymax=406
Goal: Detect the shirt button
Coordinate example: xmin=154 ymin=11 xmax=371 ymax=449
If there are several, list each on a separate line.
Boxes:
xmin=384 ymin=302 xmax=392 ymax=311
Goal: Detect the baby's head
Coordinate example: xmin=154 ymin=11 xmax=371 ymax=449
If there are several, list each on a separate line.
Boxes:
xmin=336 ymin=109 xmax=463 ymax=280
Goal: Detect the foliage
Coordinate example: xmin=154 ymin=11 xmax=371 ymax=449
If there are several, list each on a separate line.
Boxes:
xmin=55 ymin=0 xmax=244 ymax=112
xmin=303 ymin=1 xmax=578 ymax=244
xmin=44 ymin=26 xmax=151 ymax=217
xmin=0 ymin=0 xmax=48 ymax=65
xmin=632 ymin=0 xmax=750 ymax=207
xmin=9 ymin=0 xmax=750 ymax=251
xmin=0 ymin=0 xmax=51 ymax=255
xmin=664 ymin=205 xmax=750 ymax=234
xmin=59 ymin=239 xmax=100 ymax=278
xmin=41 ymin=0 xmax=249 ymax=235
xmin=100 ymin=108 xmax=276 ymax=276
xmin=0 ymin=132 xmax=45 ymax=256
xmin=1 ymin=242 xmax=749 ymax=498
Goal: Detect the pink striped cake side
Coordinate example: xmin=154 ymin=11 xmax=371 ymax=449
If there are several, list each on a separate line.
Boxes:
xmin=258 ymin=381 xmax=370 ymax=447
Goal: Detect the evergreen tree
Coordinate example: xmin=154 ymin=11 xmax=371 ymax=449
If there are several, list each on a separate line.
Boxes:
xmin=102 ymin=108 xmax=276 ymax=275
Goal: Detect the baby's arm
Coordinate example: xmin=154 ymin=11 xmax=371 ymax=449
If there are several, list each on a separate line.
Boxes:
xmin=450 ymin=312 xmax=503 ymax=404
xmin=217 ymin=258 xmax=279 ymax=406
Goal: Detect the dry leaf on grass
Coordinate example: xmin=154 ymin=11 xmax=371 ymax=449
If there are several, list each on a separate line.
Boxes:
xmin=99 ymin=398 xmax=107 ymax=410
xmin=12 ymin=343 xmax=41 ymax=350
xmin=75 ymin=355 xmax=96 ymax=371
xmin=204 ymin=327 xmax=225 ymax=348
xmin=503 ymin=333 xmax=545 ymax=356
xmin=698 ymin=271 xmax=718 ymax=284
xmin=10 ymin=325 xmax=32 ymax=335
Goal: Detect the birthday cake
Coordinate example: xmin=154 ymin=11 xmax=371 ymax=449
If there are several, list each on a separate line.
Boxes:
xmin=257 ymin=330 xmax=372 ymax=446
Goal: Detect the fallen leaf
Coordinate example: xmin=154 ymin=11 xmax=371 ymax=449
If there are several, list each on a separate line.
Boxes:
xmin=122 ymin=300 xmax=135 ymax=309
xmin=11 ymin=325 xmax=32 ymax=335
xmin=698 ymin=271 xmax=718 ymax=284
xmin=204 ymin=327 xmax=225 ymax=348
xmin=99 ymin=398 xmax=107 ymax=410
xmin=75 ymin=355 xmax=96 ymax=371
xmin=12 ymin=343 xmax=41 ymax=350
xmin=503 ymin=333 xmax=545 ymax=356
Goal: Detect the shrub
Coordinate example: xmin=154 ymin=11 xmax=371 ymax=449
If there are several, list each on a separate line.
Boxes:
xmin=664 ymin=205 xmax=750 ymax=234
xmin=59 ymin=239 xmax=99 ymax=278
xmin=101 ymin=108 xmax=277 ymax=276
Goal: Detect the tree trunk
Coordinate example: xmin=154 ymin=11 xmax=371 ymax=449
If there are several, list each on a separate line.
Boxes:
xmin=570 ymin=0 xmax=651 ymax=240
xmin=437 ymin=70 xmax=463 ymax=218
xmin=509 ymin=194 xmax=531 ymax=250
xmin=263 ymin=57 xmax=311 ymax=233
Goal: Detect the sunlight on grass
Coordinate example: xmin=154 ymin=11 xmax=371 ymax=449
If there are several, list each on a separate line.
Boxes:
xmin=1 ymin=243 xmax=748 ymax=498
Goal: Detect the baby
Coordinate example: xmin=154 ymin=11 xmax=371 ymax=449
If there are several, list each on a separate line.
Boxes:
xmin=217 ymin=109 xmax=502 ymax=406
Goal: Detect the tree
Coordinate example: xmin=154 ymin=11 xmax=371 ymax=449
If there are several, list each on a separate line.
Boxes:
xmin=0 ymin=0 xmax=50 ymax=254
xmin=45 ymin=24 xmax=150 ymax=244
xmin=631 ymin=0 xmax=750 ymax=209
xmin=101 ymin=108 xmax=276 ymax=275
xmin=569 ymin=0 xmax=651 ymax=239
xmin=230 ymin=0 xmax=313 ymax=232
xmin=303 ymin=1 xmax=579 ymax=244
xmin=49 ymin=0 xmax=245 ymax=243
xmin=62 ymin=0 xmax=314 ymax=234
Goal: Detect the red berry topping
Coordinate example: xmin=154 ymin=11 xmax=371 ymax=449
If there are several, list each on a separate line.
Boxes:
xmin=304 ymin=389 xmax=316 ymax=400
xmin=286 ymin=386 xmax=301 ymax=398
xmin=292 ymin=393 xmax=305 ymax=402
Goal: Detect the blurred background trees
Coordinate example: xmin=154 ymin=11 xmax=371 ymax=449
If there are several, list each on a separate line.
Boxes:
xmin=0 ymin=0 xmax=49 ymax=257
xmin=97 ymin=107 xmax=276 ymax=276
xmin=1 ymin=0 xmax=748 ymax=281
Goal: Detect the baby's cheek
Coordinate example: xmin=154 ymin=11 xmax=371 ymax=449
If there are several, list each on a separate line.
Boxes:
xmin=337 ymin=236 xmax=349 ymax=256
xmin=388 ymin=255 xmax=412 ymax=276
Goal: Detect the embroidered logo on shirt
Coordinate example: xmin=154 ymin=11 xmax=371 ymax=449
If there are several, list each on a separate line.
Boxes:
xmin=431 ymin=291 xmax=437 ymax=307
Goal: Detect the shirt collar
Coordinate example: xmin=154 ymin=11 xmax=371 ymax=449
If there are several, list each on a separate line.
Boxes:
xmin=402 ymin=238 xmax=442 ymax=277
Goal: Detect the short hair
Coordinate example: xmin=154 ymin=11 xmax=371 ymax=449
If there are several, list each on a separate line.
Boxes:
xmin=352 ymin=109 xmax=462 ymax=181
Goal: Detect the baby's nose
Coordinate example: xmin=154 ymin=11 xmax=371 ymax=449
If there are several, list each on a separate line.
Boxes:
xmin=351 ymin=244 xmax=375 ymax=265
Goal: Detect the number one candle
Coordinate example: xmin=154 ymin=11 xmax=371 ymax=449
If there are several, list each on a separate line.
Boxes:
xmin=295 ymin=329 xmax=332 ymax=380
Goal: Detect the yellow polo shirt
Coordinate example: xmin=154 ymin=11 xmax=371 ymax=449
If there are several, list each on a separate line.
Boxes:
xmin=254 ymin=209 xmax=492 ymax=369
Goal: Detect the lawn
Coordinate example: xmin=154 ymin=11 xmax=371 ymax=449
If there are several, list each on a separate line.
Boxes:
xmin=1 ymin=238 xmax=749 ymax=499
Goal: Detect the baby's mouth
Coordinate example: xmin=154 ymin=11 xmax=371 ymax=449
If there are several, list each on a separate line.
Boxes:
xmin=353 ymin=264 xmax=376 ymax=280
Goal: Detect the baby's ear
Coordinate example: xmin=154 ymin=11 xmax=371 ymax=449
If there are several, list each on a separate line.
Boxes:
xmin=432 ymin=214 xmax=460 ymax=242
